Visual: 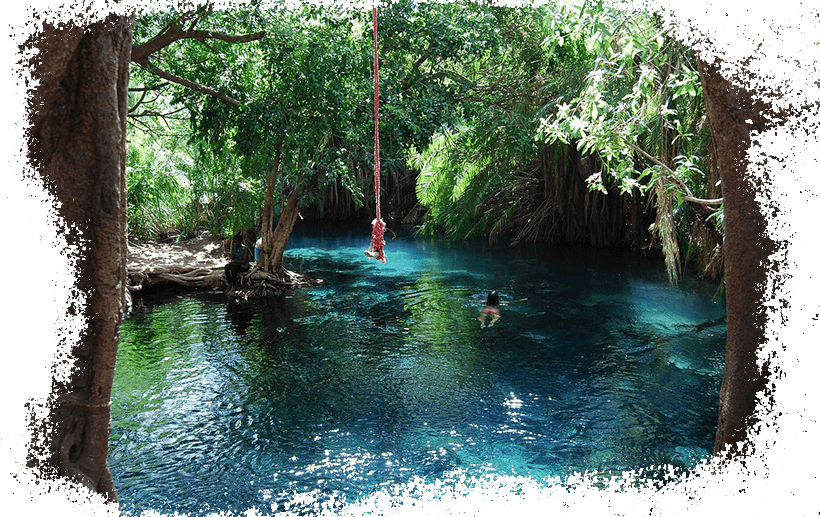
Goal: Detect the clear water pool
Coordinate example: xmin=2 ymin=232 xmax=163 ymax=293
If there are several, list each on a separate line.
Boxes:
xmin=110 ymin=224 xmax=726 ymax=515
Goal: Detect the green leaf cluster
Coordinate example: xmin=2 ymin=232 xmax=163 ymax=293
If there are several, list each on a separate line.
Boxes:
xmin=126 ymin=124 xmax=196 ymax=240
xmin=127 ymin=0 xmax=514 ymax=241
xmin=412 ymin=1 xmax=591 ymax=241
xmin=413 ymin=0 xmax=722 ymax=284
xmin=125 ymin=0 xmax=724 ymax=284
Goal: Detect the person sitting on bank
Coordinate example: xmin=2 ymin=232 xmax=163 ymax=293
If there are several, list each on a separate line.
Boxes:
xmin=225 ymin=233 xmax=252 ymax=288
xmin=478 ymin=290 xmax=501 ymax=328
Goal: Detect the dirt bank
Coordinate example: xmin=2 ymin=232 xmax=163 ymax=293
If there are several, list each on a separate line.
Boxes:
xmin=126 ymin=232 xmax=323 ymax=300
xmin=127 ymin=232 xmax=227 ymax=274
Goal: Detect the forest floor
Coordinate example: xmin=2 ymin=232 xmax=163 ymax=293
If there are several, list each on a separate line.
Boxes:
xmin=127 ymin=231 xmax=227 ymax=274
xmin=126 ymin=231 xmax=323 ymax=299
xmin=126 ymin=232 xmax=230 ymax=293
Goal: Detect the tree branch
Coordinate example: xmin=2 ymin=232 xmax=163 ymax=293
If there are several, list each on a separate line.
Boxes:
xmin=134 ymin=60 xmax=243 ymax=106
xmin=129 ymin=82 xmax=171 ymax=92
xmin=629 ymin=143 xmax=723 ymax=208
xmin=683 ymin=194 xmax=724 ymax=206
xmin=131 ymin=27 xmax=265 ymax=64
xmin=129 ymin=106 xmax=186 ymax=119
xmin=130 ymin=16 xmax=265 ymax=107
xmin=190 ymin=29 xmax=267 ymax=45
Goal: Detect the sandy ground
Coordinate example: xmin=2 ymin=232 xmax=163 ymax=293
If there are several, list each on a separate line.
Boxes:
xmin=127 ymin=232 xmax=228 ymax=273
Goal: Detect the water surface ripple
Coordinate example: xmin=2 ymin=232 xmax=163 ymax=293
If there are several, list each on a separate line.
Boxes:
xmin=111 ymin=226 xmax=726 ymax=515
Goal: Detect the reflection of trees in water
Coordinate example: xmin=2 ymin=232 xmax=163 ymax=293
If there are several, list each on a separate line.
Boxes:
xmin=112 ymin=237 xmax=727 ymax=513
xmin=399 ymin=272 xmax=475 ymax=340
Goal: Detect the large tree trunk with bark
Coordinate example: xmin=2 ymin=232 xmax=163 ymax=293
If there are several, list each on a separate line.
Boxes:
xmin=697 ymin=57 xmax=776 ymax=458
xmin=699 ymin=40 xmax=817 ymax=483
xmin=25 ymin=13 xmax=133 ymax=501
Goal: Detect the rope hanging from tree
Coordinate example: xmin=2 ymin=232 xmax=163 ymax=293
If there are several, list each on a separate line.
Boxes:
xmin=365 ymin=1 xmax=387 ymax=264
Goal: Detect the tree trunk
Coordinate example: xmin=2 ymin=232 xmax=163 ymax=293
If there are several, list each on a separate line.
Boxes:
xmin=697 ymin=57 xmax=776 ymax=458
xmin=259 ymin=142 xmax=282 ymax=248
xmin=25 ymin=13 xmax=133 ymax=501
xmin=262 ymin=185 xmax=302 ymax=274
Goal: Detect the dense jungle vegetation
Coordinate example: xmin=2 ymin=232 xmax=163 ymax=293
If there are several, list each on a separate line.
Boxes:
xmin=127 ymin=0 xmax=724 ymax=285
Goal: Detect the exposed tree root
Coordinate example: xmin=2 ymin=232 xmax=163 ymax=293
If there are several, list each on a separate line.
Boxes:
xmin=225 ymin=266 xmax=325 ymax=302
xmin=126 ymin=234 xmax=324 ymax=300
xmin=128 ymin=265 xmax=227 ymax=291
xmin=127 ymin=264 xmax=325 ymax=301
xmin=127 ymin=267 xmax=324 ymax=300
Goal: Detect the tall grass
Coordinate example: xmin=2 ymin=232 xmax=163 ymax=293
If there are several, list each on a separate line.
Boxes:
xmin=126 ymin=143 xmax=195 ymax=241
xmin=126 ymin=129 xmax=266 ymax=242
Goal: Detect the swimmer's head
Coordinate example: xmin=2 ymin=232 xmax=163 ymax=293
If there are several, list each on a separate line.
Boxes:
xmin=486 ymin=291 xmax=499 ymax=307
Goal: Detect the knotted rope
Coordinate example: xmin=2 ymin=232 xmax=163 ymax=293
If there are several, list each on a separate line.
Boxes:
xmin=365 ymin=1 xmax=387 ymax=264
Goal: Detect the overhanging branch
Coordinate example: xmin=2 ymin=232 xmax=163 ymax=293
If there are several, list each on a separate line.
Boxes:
xmin=131 ymin=15 xmax=265 ymax=107
xmin=134 ymin=60 xmax=243 ymax=107
xmin=630 ymin=143 xmax=723 ymax=208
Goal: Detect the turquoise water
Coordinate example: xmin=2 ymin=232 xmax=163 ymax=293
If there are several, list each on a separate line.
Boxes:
xmin=110 ymin=224 xmax=726 ymax=515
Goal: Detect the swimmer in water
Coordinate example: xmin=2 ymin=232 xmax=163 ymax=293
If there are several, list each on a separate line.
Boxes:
xmin=478 ymin=290 xmax=501 ymax=328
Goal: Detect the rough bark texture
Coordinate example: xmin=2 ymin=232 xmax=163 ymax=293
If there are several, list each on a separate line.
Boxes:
xmin=264 ymin=186 xmax=303 ymax=274
xmin=699 ymin=43 xmax=817 ymax=478
xmin=26 ymin=13 xmax=133 ymax=501
xmin=697 ymin=57 xmax=775 ymax=458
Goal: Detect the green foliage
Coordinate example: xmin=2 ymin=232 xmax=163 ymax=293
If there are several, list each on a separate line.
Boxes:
xmin=412 ymin=1 xmax=591 ymax=242
xmin=533 ymin=1 xmax=720 ymax=283
xmin=413 ymin=128 xmax=498 ymax=238
xmin=126 ymin=133 xmax=194 ymax=240
xmin=239 ymin=2 xmax=372 ymax=201
xmin=411 ymin=0 xmax=721 ymax=284
xmin=125 ymin=0 xmax=723 ymax=284
xmin=181 ymin=144 xmax=265 ymax=237
xmin=378 ymin=0 xmax=502 ymax=148
xmin=412 ymin=112 xmax=538 ymax=242
xmin=537 ymin=3 xmax=689 ymax=188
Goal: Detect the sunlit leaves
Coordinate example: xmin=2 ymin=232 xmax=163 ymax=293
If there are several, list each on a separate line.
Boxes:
xmin=528 ymin=1 xmax=726 ymax=282
xmin=405 ymin=0 xmax=722 ymax=282
xmin=126 ymin=137 xmax=195 ymax=240
xmin=412 ymin=1 xmax=591 ymax=241
xmin=536 ymin=2 xmax=709 ymax=205
xmin=670 ymin=64 xmax=701 ymax=100
xmin=124 ymin=0 xmax=723 ymax=282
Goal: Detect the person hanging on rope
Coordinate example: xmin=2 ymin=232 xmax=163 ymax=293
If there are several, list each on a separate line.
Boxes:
xmin=364 ymin=2 xmax=387 ymax=264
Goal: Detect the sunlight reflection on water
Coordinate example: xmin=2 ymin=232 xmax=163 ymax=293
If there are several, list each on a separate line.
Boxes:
xmin=111 ymin=225 xmax=725 ymax=516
